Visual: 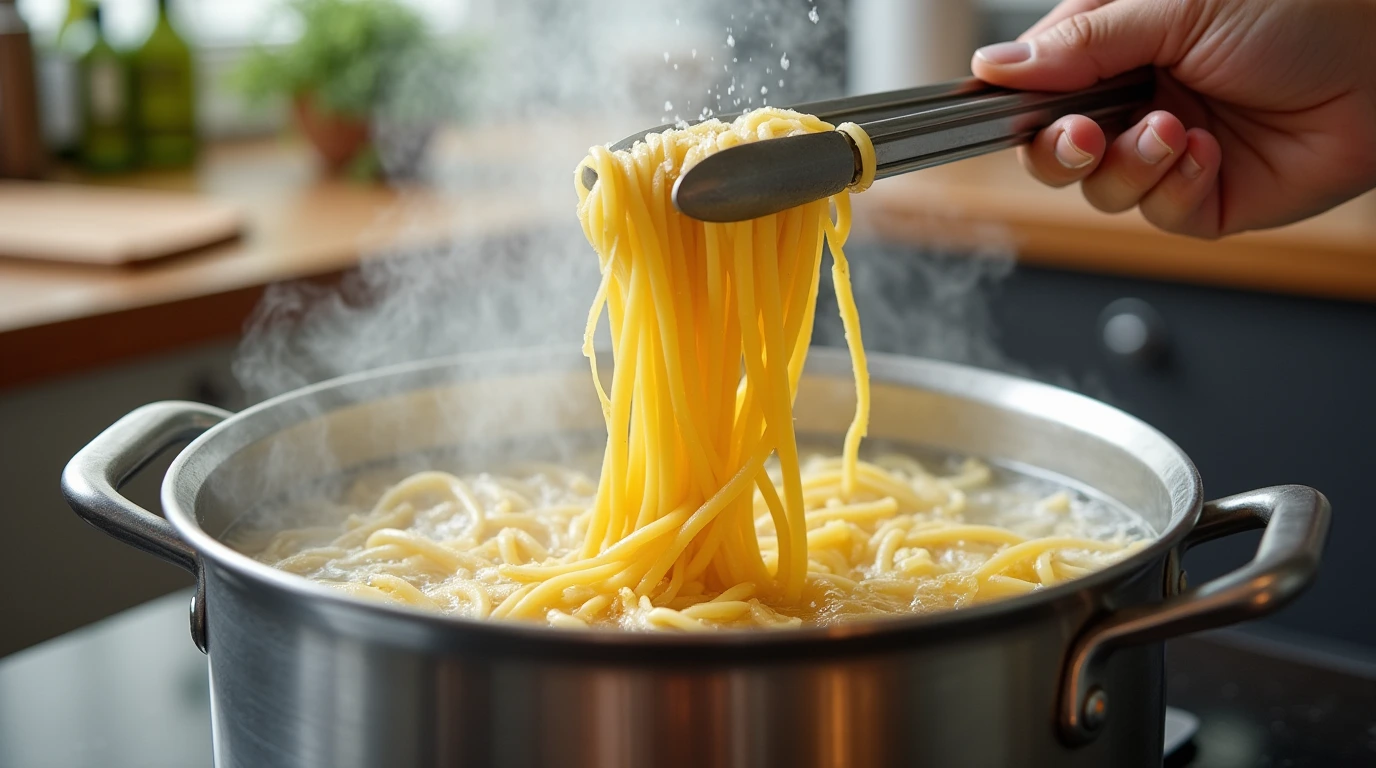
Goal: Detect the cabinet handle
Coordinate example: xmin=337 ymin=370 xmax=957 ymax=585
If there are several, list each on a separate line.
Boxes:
xmin=1098 ymin=298 xmax=1169 ymax=368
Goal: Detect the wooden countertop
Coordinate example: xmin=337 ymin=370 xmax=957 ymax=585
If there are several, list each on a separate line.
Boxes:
xmin=2 ymin=137 xmax=1373 ymax=392
xmin=0 ymin=137 xmax=558 ymax=391
xmin=860 ymin=151 xmax=1376 ymax=303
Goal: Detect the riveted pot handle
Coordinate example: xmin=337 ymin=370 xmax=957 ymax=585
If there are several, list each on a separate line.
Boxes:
xmin=1059 ymin=484 xmax=1330 ymax=745
xmin=62 ymin=401 xmax=230 ymax=572
xmin=62 ymin=401 xmax=231 ymax=653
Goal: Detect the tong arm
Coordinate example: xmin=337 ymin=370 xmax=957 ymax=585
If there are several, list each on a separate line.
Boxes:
xmin=580 ymin=68 xmax=1157 ymax=223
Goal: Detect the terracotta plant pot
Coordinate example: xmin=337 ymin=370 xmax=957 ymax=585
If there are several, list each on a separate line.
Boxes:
xmin=292 ymin=94 xmax=370 ymax=174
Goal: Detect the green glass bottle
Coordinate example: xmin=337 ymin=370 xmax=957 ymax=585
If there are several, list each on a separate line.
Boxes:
xmin=42 ymin=0 xmax=89 ymax=158
xmin=76 ymin=6 xmax=134 ymax=172
xmin=131 ymin=0 xmax=195 ymax=168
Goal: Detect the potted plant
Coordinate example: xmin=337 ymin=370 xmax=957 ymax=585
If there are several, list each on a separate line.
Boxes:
xmin=232 ymin=0 xmax=471 ymax=179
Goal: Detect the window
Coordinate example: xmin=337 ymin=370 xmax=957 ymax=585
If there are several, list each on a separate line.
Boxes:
xmin=17 ymin=0 xmax=468 ymax=49
xmin=15 ymin=0 xmax=469 ymax=138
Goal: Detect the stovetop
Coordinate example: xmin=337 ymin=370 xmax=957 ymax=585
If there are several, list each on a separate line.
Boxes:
xmin=0 ymin=590 xmax=1372 ymax=767
xmin=1163 ymin=629 xmax=1376 ymax=767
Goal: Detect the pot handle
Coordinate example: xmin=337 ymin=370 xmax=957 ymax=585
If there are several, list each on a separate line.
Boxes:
xmin=1058 ymin=484 xmax=1330 ymax=745
xmin=62 ymin=401 xmax=232 ymax=652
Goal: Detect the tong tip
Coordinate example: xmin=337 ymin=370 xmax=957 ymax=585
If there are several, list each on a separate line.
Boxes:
xmin=672 ymin=131 xmax=858 ymax=222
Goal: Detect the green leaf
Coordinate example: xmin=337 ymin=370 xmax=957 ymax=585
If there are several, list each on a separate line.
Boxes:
xmin=227 ymin=0 xmax=473 ymax=121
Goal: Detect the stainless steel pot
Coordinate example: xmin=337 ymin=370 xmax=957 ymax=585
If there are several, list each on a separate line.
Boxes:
xmin=62 ymin=349 xmax=1329 ymax=768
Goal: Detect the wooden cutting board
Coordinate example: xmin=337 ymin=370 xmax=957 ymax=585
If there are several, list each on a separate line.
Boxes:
xmin=0 ymin=181 xmax=243 ymax=265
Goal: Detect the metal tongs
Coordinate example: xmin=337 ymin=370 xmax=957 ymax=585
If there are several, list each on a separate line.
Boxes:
xmin=581 ymin=68 xmax=1154 ymax=222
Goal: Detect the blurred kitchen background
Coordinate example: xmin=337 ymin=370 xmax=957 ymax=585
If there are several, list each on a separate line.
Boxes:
xmin=0 ymin=0 xmax=1373 ymax=665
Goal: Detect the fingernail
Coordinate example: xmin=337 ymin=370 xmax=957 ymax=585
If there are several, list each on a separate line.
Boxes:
xmin=1055 ymin=130 xmax=1095 ymax=169
xmin=1136 ymin=125 xmax=1173 ymax=164
xmin=1180 ymin=152 xmax=1204 ymax=179
xmin=975 ymin=41 xmax=1032 ymax=65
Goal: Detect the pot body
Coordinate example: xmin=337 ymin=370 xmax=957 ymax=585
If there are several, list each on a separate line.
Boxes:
xmin=205 ymin=556 xmax=1167 ymax=768
xmin=63 ymin=349 xmax=1328 ymax=768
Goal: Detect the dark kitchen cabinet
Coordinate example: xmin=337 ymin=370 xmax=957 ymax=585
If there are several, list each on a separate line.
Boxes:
xmin=991 ymin=265 xmax=1376 ymax=648
xmin=0 ymin=341 xmax=241 ymax=658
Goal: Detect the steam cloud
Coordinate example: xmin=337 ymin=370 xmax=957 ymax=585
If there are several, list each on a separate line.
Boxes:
xmin=234 ymin=0 xmax=855 ymax=402
xmin=817 ymin=236 xmax=1017 ymax=371
xmin=233 ymin=0 xmax=1048 ymax=410
xmin=233 ymin=229 xmax=598 ymax=403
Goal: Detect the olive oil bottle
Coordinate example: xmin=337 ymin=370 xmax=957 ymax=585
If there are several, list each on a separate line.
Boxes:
xmin=74 ymin=6 xmax=134 ymax=172
xmin=131 ymin=0 xmax=195 ymax=168
xmin=39 ymin=0 xmax=89 ymax=158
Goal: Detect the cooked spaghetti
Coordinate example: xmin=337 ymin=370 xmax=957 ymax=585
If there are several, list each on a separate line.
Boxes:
xmin=253 ymin=109 xmax=1147 ymax=629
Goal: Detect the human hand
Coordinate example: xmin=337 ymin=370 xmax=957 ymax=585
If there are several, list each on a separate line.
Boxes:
xmin=971 ymin=0 xmax=1376 ymax=237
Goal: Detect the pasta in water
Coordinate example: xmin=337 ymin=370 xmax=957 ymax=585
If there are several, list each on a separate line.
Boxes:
xmin=254 ymin=109 xmax=1148 ymax=630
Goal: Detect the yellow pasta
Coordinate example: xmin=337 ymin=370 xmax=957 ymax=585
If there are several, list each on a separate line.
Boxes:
xmin=252 ymin=109 xmax=1147 ymax=630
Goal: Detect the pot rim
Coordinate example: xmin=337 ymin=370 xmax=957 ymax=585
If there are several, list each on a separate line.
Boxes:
xmin=162 ymin=347 xmax=1203 ymax=651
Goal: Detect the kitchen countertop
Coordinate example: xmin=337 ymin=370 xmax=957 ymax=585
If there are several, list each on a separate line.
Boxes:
xmin=2 ymin=136 xmax=1374 ymax=392
xmin=1 ymin=590 xmax=1372 ymax=767
xmin=0 ymin=138 xmax=545 ymax=392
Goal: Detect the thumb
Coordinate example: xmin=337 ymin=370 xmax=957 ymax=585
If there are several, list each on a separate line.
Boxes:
xmin=971 ymin=0 xmax=1180 ymax=91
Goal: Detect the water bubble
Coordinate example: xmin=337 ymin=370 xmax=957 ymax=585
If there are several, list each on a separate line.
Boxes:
xmin=761 ymin=86 xmax=768 ymax=95
xmin=732 ymin=57 xmax=738 ymax=63
xmin=673 ymin=64 xmax=678 ymax=70
xmin=780 ymin=53 xmax=790 ymax=70
xmin=663 ymin=52 xmax=670 ymax=63
xmin=726 ymin=34 xmax=735 ymax=47
xmin=766 ymin=67 xmax=772 ymax=74
xmin=664 ymin=101 xmax=673 ymax=112
xmin=779 ymin=79 xmax=784 ymax=87
xmin=691 ymin=48 xmax=697 ymax=58
xmin=808 ymin=6 xmax=819 ymax=23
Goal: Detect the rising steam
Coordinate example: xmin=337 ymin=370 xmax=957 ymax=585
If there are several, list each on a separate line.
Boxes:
xmin=234 ymin=0 xmax=1040 ymax=409
xmin=234 ymin=0 xmax=855 ymax=402
xmin=233 ymin=228 xmax=598 ymax=403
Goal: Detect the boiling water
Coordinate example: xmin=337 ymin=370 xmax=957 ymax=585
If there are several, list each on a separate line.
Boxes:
xmin=228 ymin=439 xmax=1154 ymax=629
